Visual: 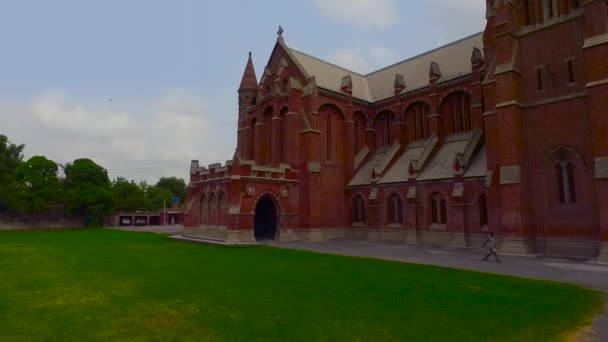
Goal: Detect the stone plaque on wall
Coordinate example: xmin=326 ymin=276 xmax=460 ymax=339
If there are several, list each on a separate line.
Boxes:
xmin=499 ymin=165 xmax=520 ymax=185
xmin=406 ymin=186 xmax=416 ymax=199
xmin=452 ymin=182 xmax=464 ymax=197
xmin=369 ymin=188 xmax=378 ymax=200
xmin=595 ymin=157 xmax=608 ymax=179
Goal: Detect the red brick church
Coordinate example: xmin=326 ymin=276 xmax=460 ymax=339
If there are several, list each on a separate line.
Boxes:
xmin=183 ymin=0 xmax=608 ymax=261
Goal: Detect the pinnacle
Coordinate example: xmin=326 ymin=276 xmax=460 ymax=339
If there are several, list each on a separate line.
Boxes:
xmin=239 ymin=51 xmax=258 ymax=91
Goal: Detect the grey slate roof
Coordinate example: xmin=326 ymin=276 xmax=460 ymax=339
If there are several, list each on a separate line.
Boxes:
xmin=416 ymin=131 xmax=476 ymax=181
xmin=463 ymin=145 xmax=487 ymax=178
xmin=348 ymin=149 xmax=388 ymax=186
xmin=377 ymin=146 xmax=425 ymax=184
xmin=288 ymin=32 xmax=483 ymax=102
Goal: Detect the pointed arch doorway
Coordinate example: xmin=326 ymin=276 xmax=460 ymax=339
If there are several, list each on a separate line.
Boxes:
xmin=254 ymin=196 xmax=277 ymax=241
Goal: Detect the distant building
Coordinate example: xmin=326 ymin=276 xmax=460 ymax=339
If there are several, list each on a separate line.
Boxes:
xmin=183 ymin=1 xmax=608 ymax=261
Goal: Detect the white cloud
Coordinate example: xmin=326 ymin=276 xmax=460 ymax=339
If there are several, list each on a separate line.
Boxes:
xmin=369 ymin=45 xmax=399 ymax=66
xmin=0 ymin=90 xmax=233 ymax=183
xmin=429 ymin=1 xmax=486 ymax=45
xmin=312 ymin=0 xmax=399 ymax=30
xmin=328 ymin=45 xmax=399 ymax=74
xmin=328 ymin=48 xmax=373 ymax=74
xmin=434 ymin=0 xmax=483 ymax=11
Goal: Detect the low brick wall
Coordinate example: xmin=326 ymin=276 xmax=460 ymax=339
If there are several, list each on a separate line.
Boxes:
xmin=0 ymin=219 xmax=82 ymax=230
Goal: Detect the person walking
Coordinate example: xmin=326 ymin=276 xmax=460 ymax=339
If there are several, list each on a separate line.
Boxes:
xmin=482 ymin=232 xmax=501 ymax=262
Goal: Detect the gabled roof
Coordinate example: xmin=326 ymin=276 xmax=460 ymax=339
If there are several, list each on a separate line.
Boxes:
xmin=287 ymin=32 xmax=483 ymax=102
xmin=377 ymin=145 xmax=426 ymax=184
xmin=416 ymin=131 xmax=477 ymax=181
xmin=347 ymin=148 xmax=389 ymax=187
xmin=463 ymin=145 xmax=487 ymax=178
xmin=289 ymin=49 xmax=372 ymax=101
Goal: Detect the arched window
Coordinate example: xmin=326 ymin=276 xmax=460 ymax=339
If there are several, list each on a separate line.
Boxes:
xmin=320 ymin=104 xmax=344 ymax=163
xmin=327 ymin=113 xmax=332 ymax=161
xmin=388 ymin=194 xmax=403 ymax=224
xmin=406 ymin=102 xmax=430 ymax=140
xmin=440 ymin=199 xmax=447 ymax=224
xmin=556 ymin=162 xmax=576 ymax=203
xmin=430 ymin=193 xmax=447 ymax=224
xmin=207 ymin=194 xmax=216 ymax=225
xmin=353 ymin=111 xmax=367 ymax=154
xmin=279 ymin=107 xmax=288 ymax=163
xmin=431 ymin=198 xmax=438 ymax=223
xmin=199 ymin=194 xmax=207 ymax=225
xmin=546 ymin=0 xmax=555 ymax=19
xmin=217 ymin=192 xmax=225 ymax=225
xmin=263 ymin=107 xmax=273 ymax=164
xmin=250 ymin=117 xmax=257 ymax=160
xmin=441 ymin=92 xmax=471 ymax=135
xmin=479 ymin=194 xmax=488 ymax=227
xmin=352 ymin=195 xmax=366 ymax=223
xmin=522 ymin=0 xmax=530 ymax=26
xmin=373 ymin=111 xmax=395 ymax=148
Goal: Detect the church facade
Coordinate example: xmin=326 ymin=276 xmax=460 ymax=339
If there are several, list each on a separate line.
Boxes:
xmin=183 ymin=0 xmax=608 ymax=260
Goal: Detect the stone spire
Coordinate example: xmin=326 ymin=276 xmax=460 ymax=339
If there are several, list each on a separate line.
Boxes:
xmin=238 ymin=51 xmax=258 ymax=91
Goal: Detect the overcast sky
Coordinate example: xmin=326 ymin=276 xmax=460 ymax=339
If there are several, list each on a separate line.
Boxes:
xmin=0 ymin=0 xmax=485 ymax=183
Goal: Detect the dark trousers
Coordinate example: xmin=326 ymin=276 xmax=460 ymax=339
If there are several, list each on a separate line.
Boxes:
xmin=483 ymin=248 xmax=501 ymax=262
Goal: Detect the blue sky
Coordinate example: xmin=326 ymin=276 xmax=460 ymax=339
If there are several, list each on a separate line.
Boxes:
xmin=0 ymin=0 xmax=485 ymax=182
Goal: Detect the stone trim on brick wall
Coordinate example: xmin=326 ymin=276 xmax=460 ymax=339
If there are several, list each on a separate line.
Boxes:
xmin=499 ymin=165 xmax=520 ymax=184
xmin=594 ymin=157 xmax=608 ymax=179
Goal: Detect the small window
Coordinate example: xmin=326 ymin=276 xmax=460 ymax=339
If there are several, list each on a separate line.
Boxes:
xmin=431 ymin=199 xmax=438 ymax=223
xmin=479 ymin=194 xmax=488 ymax=227
xmin=388 ymin=194 xmax=403 ymax=224
xmin=537 ymin=68 xmax=543 ymax=90
xmin=354 ymin=121 xmax=359 ymax=153
xmin=523 ymin=0 xmax=531 ymax=25
xmin=556 ymin=164 xmax=565 ymax=203
xmin=440 ymin=199 xmax=447 ymax=224
xmin=326 ymin=114 xmax=332 ymax=161
xmin=556 ymin=162 xmax=577 ymax=204
xmin=567 ymin=60 xmax=575 ymax=83
xmin=430 ymin=194 xmax=447 ymax=224
xmin=547 ymin=0 xmax=554 ymax=18
xmin=566 ymin=163 xmax=576 ymax=203
xmin=352 ymin=196 xmax=366 ymax=223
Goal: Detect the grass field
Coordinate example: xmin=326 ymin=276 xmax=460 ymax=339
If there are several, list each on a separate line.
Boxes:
xmin=0 ymin=229 xmax=603 ymax=341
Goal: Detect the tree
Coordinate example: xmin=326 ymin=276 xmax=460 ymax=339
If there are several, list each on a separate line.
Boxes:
xmin=0 ymin=134 xmax=25 ymax=213
xmin=111 ymin=177 xmax=150 ymax=212
xmin=12 ymin=156 xmax=62 ymax=225
xmin=155 ymin=177 xmax=186 ymax=204
xmin=63 ymin=158 xmax=113 ymax=227
xmin=144 ymin=185 xmax=173 ymax=211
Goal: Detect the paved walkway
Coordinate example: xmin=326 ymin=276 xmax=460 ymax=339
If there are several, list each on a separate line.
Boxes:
xmin=266 ymin=240 xmax=608 ymax=341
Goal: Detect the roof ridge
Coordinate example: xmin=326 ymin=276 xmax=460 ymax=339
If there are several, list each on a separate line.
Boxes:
xmin=362 ymin=31 xmax=484 ymax=77
xmin=288 ymin=48 xmax=367 ymax=77
xmin=288 ymin=31 xmax=483 ymax=79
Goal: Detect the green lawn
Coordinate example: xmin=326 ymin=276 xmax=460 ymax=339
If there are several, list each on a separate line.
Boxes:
xmin=0 ymin=229 xmax=603 ymax=341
